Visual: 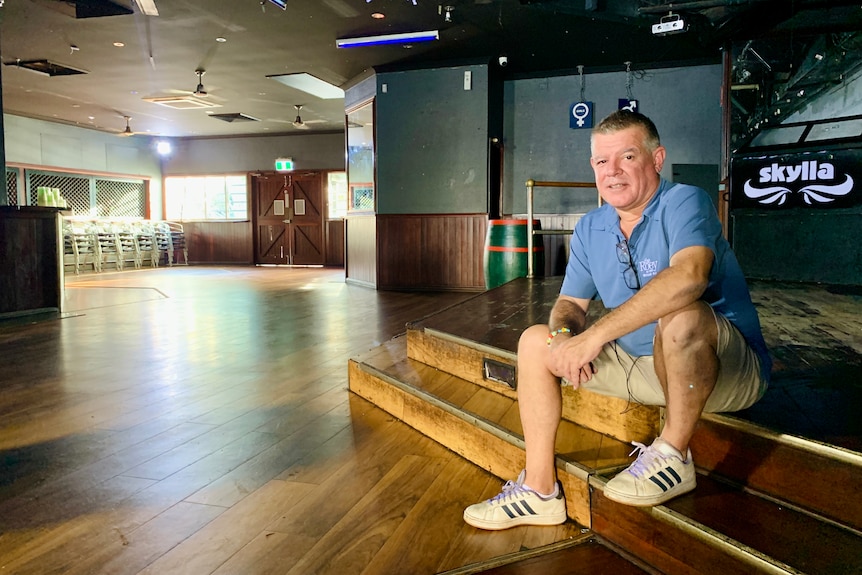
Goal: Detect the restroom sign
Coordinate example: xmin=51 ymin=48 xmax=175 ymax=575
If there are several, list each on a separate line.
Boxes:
xmin=570 ymin=101 xmax=594 ymax=129
xmin=619 ymin=99 xmax=638 ymax=113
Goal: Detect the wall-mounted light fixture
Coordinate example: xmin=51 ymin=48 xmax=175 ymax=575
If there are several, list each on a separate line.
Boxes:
xmin=336 ymin=30 xmax=439 ymax=48
xmin=156 ymin=140 xmax=172 ymax=156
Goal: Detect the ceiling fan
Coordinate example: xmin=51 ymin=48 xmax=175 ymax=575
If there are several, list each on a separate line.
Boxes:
xmin=292 ymin=105 xmax=329 ymax=130
xmin=116 ymin=116 xmax=142 ymax=137
xmin=194 ymin=69 xmax=208 ymax=97
xmin=293 ymin=105 xmax=310 ymax=129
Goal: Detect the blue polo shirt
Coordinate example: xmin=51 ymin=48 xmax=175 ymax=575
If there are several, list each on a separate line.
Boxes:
xmin=561 ymin=178 xmax=771 ymax=380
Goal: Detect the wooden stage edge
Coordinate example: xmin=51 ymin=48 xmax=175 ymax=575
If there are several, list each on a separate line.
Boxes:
xmin=412 ymin=276 xmax=862 ymax=456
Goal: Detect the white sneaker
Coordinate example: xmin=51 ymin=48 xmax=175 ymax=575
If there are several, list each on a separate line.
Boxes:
xmin=604 ymin=438 xmax=696 ymax=507
xmin=463 ymin=470 xmax=567 ymax=530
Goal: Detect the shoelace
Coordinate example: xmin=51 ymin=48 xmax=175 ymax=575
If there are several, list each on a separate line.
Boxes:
xmin=625 ymin=441 xmax=672 ymax=478
xmin=490 ymin=479 xmax=532 ymax=503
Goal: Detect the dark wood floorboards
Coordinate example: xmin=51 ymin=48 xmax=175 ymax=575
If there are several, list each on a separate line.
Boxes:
xmin=0 ymin=267 xmax=584 ymax=575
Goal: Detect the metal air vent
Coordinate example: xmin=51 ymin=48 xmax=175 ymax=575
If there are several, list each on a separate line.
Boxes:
xmin=209 ymin=113 xmax=261 ymax=123
xmin=143 ymin=96 xmax=220 ymax=110
xmin=4 ymin=59 xmax=88 ymax=77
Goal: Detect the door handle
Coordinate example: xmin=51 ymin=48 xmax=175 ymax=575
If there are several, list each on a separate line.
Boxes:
xmin=282 ymin=219 xmax=291 ymax=224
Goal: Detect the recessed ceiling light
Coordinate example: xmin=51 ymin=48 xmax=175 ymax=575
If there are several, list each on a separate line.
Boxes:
xmin=113 ymin=42 xmax=125 ymax=47
xmin=216 ymin=37 xmax=227 ymax=43
xmin=371 ymin=12 xmax=385 ymax=19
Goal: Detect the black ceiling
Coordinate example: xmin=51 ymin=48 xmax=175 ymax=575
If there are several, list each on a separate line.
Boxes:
xmin=1 ymin=0 xmax=860 ymax=139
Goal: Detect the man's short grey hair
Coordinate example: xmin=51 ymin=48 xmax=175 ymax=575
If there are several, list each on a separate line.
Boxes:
xmin=592 ymin=110 xmax=661 ymax=152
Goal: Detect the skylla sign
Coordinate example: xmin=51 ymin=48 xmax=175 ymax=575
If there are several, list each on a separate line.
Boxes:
xmin=731 ymin=150 xmax=860 ymax=209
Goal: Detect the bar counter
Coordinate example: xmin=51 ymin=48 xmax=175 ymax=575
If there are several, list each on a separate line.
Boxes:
xmin=0 ymin=205 xmax=64 ymax=316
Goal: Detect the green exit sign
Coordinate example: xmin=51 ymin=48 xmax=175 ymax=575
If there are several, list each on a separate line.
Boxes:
xmin=275 ymin=157 xmax=294 ymax=171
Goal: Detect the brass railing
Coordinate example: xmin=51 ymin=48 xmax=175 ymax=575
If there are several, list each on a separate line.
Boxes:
xmin=525 ymin=179 xmax=599 ymax=278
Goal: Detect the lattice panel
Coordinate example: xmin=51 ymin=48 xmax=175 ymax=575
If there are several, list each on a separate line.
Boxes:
xmin=24 ymin=172 xmax=145 ymax=217
xmin=96 ymin=179 xmax=145 ymax=217
xmin=5 ymin=169 xmax=18 ymax=205
xmin=28 ymin=173 xmax=90 ymax=214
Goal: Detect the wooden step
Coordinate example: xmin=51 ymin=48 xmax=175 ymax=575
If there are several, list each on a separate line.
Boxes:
xmin=407 ymin=326 xmax=662 ymax=445
xmin=348 ymin=337 xmax=637 ymax=529
xmin=349 ymin=336 xmax=862 ymax=575
xmin=408 ymin=319 xmax=862 ymax=534
xmin=590 ymin=472 xmax=862 ymax=575
xmin=440 ymin=536 xmax=653 ymax=575
xmin=690 ymin=413 xmax=862 ymax=531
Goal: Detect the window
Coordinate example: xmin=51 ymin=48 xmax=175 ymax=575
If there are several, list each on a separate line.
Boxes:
xmin=346 ymin=100 xmax=375 ymax=212
xmin=327 ymin=171 xmax=348 ymax=218
xmin=165 ymin=175 xmax=248 ymax=221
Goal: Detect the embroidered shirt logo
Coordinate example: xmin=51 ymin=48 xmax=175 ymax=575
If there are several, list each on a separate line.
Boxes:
xmin=743 ymin=160 xmax=854 ymax=206
xmin=638 ymin=258 xmax=659 ymax=278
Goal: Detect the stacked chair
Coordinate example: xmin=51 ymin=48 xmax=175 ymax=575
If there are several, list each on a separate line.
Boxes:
xmin=63 ymin=228 xmax=101 ymax=274
xmin=61 ymin=218 xmax=186 ymax=274
xmin=155 ymin=221 xmax=188 ymax=266
xmin=134 ymin=223 xmax=159 ymax=269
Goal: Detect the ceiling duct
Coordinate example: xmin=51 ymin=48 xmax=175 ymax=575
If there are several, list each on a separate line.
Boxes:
xmin=3 ymin=59 xmax=88 ymax=76
xmin=209 ymin=113 xmax=260 ymax=123
xmin=143 ymin=96 xmax=220 ymax=110
xmin=36 ymin=0 xmax=135 ymax=18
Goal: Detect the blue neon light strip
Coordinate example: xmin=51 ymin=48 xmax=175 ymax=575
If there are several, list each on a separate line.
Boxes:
xmin=336 ymin=30 xmax=439 ymax=48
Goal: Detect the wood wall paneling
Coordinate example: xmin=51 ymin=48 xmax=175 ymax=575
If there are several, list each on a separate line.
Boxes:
xmin=326 ymin=219 xmax=345 ymax=267
xmin=182 ymin=221 xmax=254 ymax=265
xmin=345 ymin=214 xmax=377 ymax=287
xmin=377 ymin=214 xmax=487 ymax=291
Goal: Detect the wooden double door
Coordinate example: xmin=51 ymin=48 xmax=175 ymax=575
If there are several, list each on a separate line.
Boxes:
xmin=253 ymin=171 xmax=324 ymax=265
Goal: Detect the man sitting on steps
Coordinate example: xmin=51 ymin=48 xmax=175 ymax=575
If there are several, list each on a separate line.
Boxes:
xmin=464 ymin=110 xmax=771 ymax=530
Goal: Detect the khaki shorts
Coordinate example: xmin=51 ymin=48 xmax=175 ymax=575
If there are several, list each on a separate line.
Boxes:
xmin=578 ymin=312 xmax=767 ymax=413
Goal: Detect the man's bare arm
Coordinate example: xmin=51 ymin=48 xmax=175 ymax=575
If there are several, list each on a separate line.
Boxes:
xmin=586 ymin=245 xmax=714 ymax=347
xmin=549 ymin=245 xmax=713 ymax=385
xmin=548 ymin=294 xmax=591 ymax=335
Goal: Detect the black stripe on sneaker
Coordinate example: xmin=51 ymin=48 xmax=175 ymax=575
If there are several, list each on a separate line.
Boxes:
xmin=648 ymin=475 xmax=669 ymax=492
xmin=665 ymin=467 xmax=682 ymax=483
xmin=649 ymin=467 xmax=682 ymax=492
xmin=520 ymin=500 xmax=537 ymax=515
xmin=504 ymin=499 xmax=537 ymax=518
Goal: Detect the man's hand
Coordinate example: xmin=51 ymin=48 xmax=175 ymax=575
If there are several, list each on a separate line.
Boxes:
xmin=548 ymin=331 xmax=600 ymax=388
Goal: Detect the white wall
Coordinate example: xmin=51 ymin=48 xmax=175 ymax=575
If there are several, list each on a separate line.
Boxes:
xmin=4 ymin=114 xmax=165 ymax=215
xmin=4 ymin=114 xmax=347 ymax=217
xmin=160 ymin=132 xmax=345 ymax=175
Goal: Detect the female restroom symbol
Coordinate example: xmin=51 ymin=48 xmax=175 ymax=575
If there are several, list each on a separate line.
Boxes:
xmin=570 ymin=101 xmax=593 ymax=129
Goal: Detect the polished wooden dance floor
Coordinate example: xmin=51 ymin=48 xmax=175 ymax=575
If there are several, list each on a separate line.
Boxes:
xmin=0 ymin=266 xmax=859 ymax=574
xmin=0 ymin=267 xmax=586 ymax=575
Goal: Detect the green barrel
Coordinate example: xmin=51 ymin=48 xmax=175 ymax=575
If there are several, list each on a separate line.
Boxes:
xmin=483 ymin=219 xmax=544 ymax=289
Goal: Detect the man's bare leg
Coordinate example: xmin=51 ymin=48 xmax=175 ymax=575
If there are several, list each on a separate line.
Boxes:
xmin=517 ymin=324 xmax=564 ymax=495
xmin=653 ymin=300 xmax=718 ymax=455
